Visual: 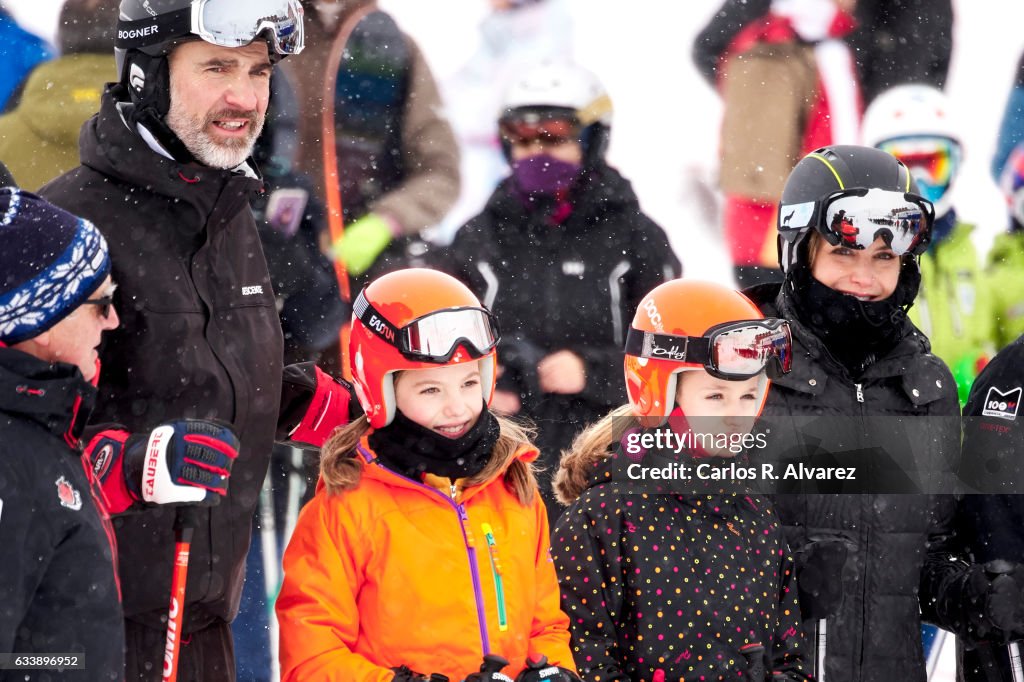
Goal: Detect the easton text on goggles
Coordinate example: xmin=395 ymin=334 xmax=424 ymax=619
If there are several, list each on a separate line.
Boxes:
xmin=354 ymin=290 xmax=500 ymax=363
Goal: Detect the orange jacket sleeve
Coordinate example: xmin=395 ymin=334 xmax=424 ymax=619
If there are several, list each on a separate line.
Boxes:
xmin=527 ymin=498 xmax=576 ymax=671
xmin=276 ymin=494 xmax=394 ymax=682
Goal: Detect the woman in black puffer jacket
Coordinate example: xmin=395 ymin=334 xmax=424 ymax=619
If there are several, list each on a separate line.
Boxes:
xmin=745 ymin=145 xmax=964 ymax=682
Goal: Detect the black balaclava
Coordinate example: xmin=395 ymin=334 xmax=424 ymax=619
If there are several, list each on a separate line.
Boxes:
xmin=785 ymin=235 xmax=921 ymax=375
xmin=368 ymin=404 xmax=501 ymax=481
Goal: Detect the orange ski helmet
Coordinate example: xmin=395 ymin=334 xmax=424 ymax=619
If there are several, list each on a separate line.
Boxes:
xmin=623 ymin=279 xmax=792 ymax=427
xmin=350 ymin=269 xmax=500 ymax=429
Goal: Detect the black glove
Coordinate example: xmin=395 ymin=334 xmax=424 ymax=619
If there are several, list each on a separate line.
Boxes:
xmin=465 ymin=654 xmax=514 ymax=682
xmin=740 ymin=644 xmax=767 ymax=681
xmin=963 ymin=559 xmax=1024 ymax=641
xmin=514 ymin=656 xmax=581 ymax=682
xmin=793 ymin=535 xmax=855 ymax=621
xmin=390 ymin=665 xmax=449 ymax=682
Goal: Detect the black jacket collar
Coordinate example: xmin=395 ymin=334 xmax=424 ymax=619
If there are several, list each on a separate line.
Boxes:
xmin=0 ymin=348 xmax=96 ymax=446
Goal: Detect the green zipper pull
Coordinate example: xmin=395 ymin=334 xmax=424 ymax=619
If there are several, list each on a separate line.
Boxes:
xmin=481 ymin=522 xmax=508 ymax=632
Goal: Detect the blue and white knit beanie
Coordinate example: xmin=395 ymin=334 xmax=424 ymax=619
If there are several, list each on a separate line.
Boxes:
xmin=0 ymin=189 xmax=111 ymax=345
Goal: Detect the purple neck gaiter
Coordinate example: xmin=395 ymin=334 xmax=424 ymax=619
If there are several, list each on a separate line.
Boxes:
xmin=511 ymin=154 xmax=582 ymax=197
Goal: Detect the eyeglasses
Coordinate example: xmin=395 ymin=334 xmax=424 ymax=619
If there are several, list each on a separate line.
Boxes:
xmin=81 ymin=296 xmax=114 ymax=320
xmin=878 ymin=137 xmax=959 ymax=188
xmin=354 ymin=291 xmax=501 ymax=363
xmin=779 ymin=187 xmax=934 ymax=257
xmin=499 ymin=117 xmax=579 ymax=147
xmin=624 ymin=318 xmax=793 ymax=380
xmin=193 ymin=0 xmax=304 ymax=55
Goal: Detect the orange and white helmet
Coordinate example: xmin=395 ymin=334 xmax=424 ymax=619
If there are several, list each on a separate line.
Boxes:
xmin=623 ymin=280 xmax=792 ymax=427
xmin=350 ymin=269 xmax=500 ymax=429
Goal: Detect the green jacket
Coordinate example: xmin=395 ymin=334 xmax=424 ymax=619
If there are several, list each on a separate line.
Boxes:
xmin=910 ymin=221 xmax=996 ymax=404
xmin=987 ymin=230 xmax=1024 ymax=349
xmin=0 ymin=54 xmax=115 ymax=191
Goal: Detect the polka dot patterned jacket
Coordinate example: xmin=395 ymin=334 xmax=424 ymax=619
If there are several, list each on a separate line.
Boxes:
xmin=551 ymin=443 xmax=811 ymax=682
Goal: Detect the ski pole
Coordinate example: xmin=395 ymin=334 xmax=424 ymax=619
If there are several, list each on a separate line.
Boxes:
xmin=259 ymin=468 xmax=281 ymax=682
xmin=815 ymin=618 xmax=827 ymax=682
xmin=1010 ymin=640 xmax=1024 ymax=682
xmin=163 ymin=505 xmax=199 ymax=682
xmin=925 ymin=628 xmax=948 ymax=681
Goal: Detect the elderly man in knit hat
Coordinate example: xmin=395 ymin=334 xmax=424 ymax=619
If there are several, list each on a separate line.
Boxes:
xmin=0 ymin=188 xmax=241 ymax=677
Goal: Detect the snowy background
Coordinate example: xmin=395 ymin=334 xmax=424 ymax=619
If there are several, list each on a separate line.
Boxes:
xmin=10 ymin=1 xmax=1024 ymax=286
xmin=6 ymin=1 xmax=1023 ymax=677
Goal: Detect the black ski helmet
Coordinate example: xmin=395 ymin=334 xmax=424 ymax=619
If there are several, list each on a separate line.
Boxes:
xmin=113 ymin=0 xmax=304 ymax=161
xmin=777 ymin=145 xmax=921 ymax=274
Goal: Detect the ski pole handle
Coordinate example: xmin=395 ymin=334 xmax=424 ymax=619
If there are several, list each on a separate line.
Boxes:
xmin=1010 ymin=640 xmax=1024 ymax=682
xmin=740 ymin=643 xmax=766 ymax=681
xmin=162 ymin=506 xmax=199 ymax=682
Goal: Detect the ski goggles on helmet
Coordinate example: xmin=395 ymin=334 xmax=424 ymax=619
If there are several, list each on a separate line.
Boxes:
xmin=193 ymin=0 xmax=303 ymax=55
xmin=779 ymin=187 xmax=934 ymax=256
xmin=354 ymin=290 xmax=500 ymax=363
xmin=624 ymin=318 xmax=793 ymax=380
xmin=499 ymin=117 xmax=579 ymax=146
xmin=877 ymin=137 xmax=960 ymax=201
xmin=116 ymin=0 xmax=304 ymax=56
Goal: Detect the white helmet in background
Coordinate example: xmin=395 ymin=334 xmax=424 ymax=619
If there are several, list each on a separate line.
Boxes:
xmin=861 ymin=84 xmax=962 ymax=218
xmin=498 ymin=60 xmax=612 ymax=165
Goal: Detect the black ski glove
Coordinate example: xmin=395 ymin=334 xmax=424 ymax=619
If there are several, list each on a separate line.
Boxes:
xmin=514 ymin=656 xmax=581 ymax=682
xmin=390 ymin=665 xmax=449 ymax=682
xmin=963 ymin=559 xmax=1024 ymax=642
xmin=465 ymin=654 xmax=514 ymax=682
xmin=793 ymin=535 xmax=855 ymax=621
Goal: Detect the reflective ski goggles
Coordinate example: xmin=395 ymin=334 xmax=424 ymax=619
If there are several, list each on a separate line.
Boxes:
xmin=499 ymin=113 xmax=580 ymax=147
xmin=354 ymin=290 xmax=500 ymax=363
xmin=116 ymin=0 xmax=304 ymax=56
xmin=878 ymin=137 xmax=960 ymax=191
xmin=624 ymin=318 xmax=793 ymax=380
xmin=779 ymin=187 xmax=934 ymax=256
xmin=193 ymin=0 xmax=304 ymax=55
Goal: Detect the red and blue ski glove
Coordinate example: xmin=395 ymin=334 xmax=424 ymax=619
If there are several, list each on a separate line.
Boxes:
xmin=87 ymin=419 xmax=239 ymax=513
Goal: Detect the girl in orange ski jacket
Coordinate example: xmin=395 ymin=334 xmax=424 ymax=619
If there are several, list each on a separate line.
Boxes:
xmin=276 ymin=268 xmax=576 ymax=682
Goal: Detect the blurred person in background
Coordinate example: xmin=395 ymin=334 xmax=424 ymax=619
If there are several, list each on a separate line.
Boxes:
xmin=434 ymin=0 xmax=573 ymax=245
xmin=694 ymin=0 xmax=861 ymax=288
xmin=988 ymin=143 xmax=1024 ymax=350
xmin=0 ymin=2 xmax=52 ymax=111
xmin=0 ymin=0 xmax=118 ymax=191
xmin=442 ymin=60 xmax=680 ymax=524
xmin=281 ymin=1 xmax=460 ymax=369
xmin=862 ymin=84 xmax=996 ymax=405
xmin=694 ymin=0 xmax=953 ymax=289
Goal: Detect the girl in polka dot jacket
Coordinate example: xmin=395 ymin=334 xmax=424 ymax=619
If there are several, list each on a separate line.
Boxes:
xmin=551 ymin=280 xmax=811 ymax=682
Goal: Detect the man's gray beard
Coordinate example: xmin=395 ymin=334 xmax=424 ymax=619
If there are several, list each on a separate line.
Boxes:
xmin=166 ymin=100 xmax=264 ymax=169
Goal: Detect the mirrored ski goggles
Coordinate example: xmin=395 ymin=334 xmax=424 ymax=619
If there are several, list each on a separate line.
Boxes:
xmin=779 ymin=188 xmax=934 ymax=256
xmin=193 ymin=0 xmax=304 ymax=55
xmin=877 ymin=137 xmax=960 ymax=189
xmin=499 ymin=116 xmax=580 ymax=146
xmin=354 ymin=291 xmax=500 ymax=363
xmin=624 ymin=318 xmax=793 ymax=380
